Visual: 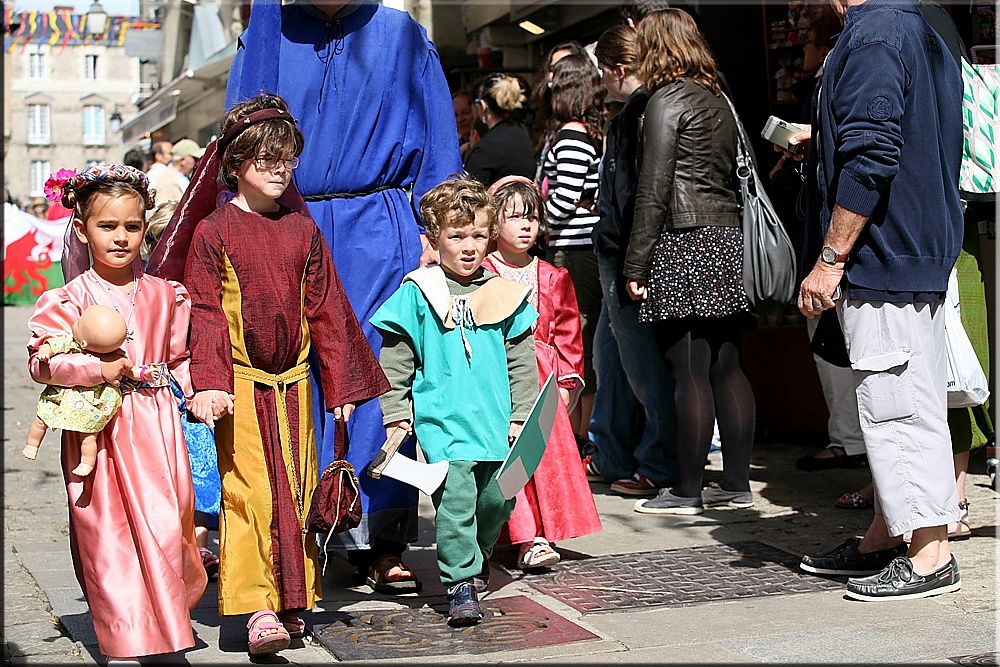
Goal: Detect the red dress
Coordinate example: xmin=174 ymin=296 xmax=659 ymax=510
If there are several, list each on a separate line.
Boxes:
xmin=484 ymin=255 xmax=602 ymax=544
xmin=184 ymin=203 xmax=388 ymax=615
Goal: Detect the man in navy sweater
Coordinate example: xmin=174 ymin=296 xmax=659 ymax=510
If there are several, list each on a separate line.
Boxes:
xmin=789 ymin=0 xmax=964 ymax=601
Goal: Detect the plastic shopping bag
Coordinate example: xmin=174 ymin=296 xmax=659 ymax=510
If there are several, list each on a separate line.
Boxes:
xmin=945 ymin=268 xmax=990 ymax=408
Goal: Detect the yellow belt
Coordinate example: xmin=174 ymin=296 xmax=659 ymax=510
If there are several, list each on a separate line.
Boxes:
xmin=233 ymin=362 xmax=312 ymax=533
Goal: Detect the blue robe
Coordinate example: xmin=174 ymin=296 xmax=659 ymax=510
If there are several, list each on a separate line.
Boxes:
xmin=226 ymin=0 xmax=462 ymax=550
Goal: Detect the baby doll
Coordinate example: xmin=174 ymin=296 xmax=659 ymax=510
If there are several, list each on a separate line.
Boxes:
xmin=23 ymin=304 xmax=157 ymax=476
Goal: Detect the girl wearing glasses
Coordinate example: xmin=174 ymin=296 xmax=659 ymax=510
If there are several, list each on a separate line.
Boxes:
xmin=182 ymin=93 xmax=389 ymax=656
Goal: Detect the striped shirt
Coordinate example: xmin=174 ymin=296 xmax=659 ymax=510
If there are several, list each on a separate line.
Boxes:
xmin=542 ymin=127 xmax=601 ymax=249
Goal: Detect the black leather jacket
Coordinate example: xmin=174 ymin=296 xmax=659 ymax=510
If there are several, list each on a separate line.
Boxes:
xmin=624 ymin=79 xmax=740 ymax=281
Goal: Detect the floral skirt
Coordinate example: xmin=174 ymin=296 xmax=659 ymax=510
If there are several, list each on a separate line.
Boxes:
xmin=639 ymin=225 xmax=751 ymax=322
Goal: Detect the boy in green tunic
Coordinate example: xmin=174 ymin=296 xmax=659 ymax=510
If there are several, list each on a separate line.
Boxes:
xmin=370 ymin=175 xmax=538 ymax=626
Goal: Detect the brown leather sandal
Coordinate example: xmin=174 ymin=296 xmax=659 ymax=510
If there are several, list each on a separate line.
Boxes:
xmin=365 ymin=554 xmax=422 ymax=593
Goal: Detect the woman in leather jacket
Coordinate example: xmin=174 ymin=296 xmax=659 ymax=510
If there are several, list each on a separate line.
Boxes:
xmin=624 ymin=9 xmax=756 ymax=515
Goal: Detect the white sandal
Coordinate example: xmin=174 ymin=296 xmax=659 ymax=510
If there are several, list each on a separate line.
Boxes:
xmin=517 ymin=538 xmax=561 ymax=570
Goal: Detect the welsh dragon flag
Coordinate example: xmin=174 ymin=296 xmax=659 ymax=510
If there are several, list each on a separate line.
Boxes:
xmin=4 ymin=203 xmax=66 ymax=305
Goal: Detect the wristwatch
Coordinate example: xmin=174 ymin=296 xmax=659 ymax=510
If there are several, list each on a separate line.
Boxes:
xmin=820 ymin=245 xmax=849 ymax=265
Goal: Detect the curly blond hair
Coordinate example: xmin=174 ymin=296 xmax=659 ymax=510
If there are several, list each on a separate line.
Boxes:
xmin=141 ymin=201 xmax=178 ymax=260
xmin=420 ymin=174 xmax=499 ymax=241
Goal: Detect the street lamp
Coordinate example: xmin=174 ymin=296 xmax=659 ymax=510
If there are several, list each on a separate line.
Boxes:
xmin=85 ymin=0 xmax=108 ymax=36
xmin=109 ymin=107 xmax=123 ymax=133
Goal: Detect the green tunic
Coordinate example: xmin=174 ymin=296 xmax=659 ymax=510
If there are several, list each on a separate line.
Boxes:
xmin=371 ymin=267 xmax=538 ymax=464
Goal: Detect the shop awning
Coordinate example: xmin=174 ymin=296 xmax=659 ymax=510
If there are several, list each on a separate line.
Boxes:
xmin=120 ymin=43 xmax=235 ymax=144
xmin=121 ymin=96 xmax=178 ymax=144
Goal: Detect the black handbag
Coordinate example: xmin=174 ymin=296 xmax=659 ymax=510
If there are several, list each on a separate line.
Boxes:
xmin=722 ymin=94 xmax=798 ymax=310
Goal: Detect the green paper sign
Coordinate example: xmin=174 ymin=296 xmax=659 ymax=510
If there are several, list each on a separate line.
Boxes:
xmin=495 ymin=373 xmax=558 ymax=500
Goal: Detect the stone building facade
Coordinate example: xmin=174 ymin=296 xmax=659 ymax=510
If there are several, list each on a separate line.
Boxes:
xmin=4 ymin=13 xmax=143 ymax=203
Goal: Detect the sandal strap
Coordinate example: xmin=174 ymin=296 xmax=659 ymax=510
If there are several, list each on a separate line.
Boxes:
xmin=370 ymin=554 xmax=402 ymax=573
xmin=369 ymin=554 xmax=415 ymax=583
xmin=247 ymin=610 xmax=281 ymax=630
xmin=521 ymin=541 xmax=555 ymax=566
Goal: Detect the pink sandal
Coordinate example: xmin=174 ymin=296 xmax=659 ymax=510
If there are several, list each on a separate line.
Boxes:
xmin=247 ymin=610 xmax=291 ymax=655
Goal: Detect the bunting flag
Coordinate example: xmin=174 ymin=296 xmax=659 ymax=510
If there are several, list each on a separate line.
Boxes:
xmin=47 ymin=11 xmax=60 ymax=46
xmin=58 ymin=10 xmax=73 ymax=54
xmin=4 ymin=11 xmax=159 ymax=51
xmin=19 ymin=11 xmax=37 ymax=53
xmin=6 ymin=5 xmax=28 ymax=53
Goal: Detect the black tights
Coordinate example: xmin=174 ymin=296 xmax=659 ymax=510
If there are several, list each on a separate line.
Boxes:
xmin=657 ymin=319 xmax=756 ymax=498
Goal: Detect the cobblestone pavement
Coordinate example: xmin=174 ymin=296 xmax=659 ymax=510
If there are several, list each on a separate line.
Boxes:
xmin=4 ymin=304 xmax=997 ymax=664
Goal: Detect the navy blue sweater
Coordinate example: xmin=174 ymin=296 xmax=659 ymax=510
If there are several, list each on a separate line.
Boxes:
xmin=815 ymin=0 xmax=963 ymax=296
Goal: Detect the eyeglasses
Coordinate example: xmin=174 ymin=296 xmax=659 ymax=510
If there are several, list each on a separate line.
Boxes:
xmin=253 ymin=156 xmax=300 ymax=171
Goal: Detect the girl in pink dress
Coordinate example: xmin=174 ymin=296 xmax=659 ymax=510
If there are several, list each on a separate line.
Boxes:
xmin=483 ymin=176 xmax=602 ymax=570
xmin=27 ymin=165 xmax=206 ymax=662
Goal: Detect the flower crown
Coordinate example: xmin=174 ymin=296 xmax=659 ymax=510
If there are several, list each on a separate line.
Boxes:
xmin=44 ymin=164 xmax=151 ymax=205
xmin=43 ymin=168 xmax=78 ymax=203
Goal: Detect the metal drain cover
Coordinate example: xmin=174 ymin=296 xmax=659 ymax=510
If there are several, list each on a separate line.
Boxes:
xmin=524 ymin=541 xmax=842 ymax=613
xmin=310 ymin=594 xmax=598 ymax=660
xmin=950 ymin=653 xmax=998 ymax=665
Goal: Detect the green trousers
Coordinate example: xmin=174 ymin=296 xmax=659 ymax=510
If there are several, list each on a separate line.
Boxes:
xmin=431 ymin=460 xmax=515 ymax=589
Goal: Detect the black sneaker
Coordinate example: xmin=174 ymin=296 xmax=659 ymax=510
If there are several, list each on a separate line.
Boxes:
xmin=796 ymin=447 xmax=868 ymax=472
xmin=846 ymin=555 xmax=961 ymax=601
xmin=446 ymin=582 xmax=482 ymax=626
xmin=800 ymin=537 xmax=907 ymax=576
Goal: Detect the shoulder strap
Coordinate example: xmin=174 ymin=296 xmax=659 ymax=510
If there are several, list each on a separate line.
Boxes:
xmin=720 ymin=93 xmax=756 ymax=181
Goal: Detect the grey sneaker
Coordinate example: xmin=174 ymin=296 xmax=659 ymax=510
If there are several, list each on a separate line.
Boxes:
xmin=634 ymin=489 xmax=704 ymax=515
xmin=702 ymin=482 xmax=754 ymax=508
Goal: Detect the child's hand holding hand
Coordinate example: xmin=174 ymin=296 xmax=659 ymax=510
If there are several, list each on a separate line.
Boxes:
xmin=210 ymin=393 xmax=236 ymax=419
xmin=333 ymin=403 xmax=355 ymax=422
xmin=191 ymin=390 xmax=234 ymax=427
xmin=100 ymin=357 xmax=134 ymax=387
xmin=508 ymin=421 xmax=524 ymax=444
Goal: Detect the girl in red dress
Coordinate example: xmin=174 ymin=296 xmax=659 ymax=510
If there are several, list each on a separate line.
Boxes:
xmin=483 ymin=176 xmax=602 ymax=570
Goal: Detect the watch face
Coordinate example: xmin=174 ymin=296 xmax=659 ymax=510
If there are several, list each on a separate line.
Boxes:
xmin=821 ymin=247 xmax=835 ymax=263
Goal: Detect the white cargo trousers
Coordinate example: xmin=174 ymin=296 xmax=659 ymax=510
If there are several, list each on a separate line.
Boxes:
xmin=838 ymin=298 xmax=960 ymax=536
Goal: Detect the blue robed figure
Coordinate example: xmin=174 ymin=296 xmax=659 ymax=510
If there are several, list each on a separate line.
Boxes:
xmin=226 ymin=0 xmax=461 ymax=570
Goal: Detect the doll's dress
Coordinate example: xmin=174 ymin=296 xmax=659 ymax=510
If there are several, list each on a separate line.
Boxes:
xmin=35 ymin=335 xmax=122 ymax=434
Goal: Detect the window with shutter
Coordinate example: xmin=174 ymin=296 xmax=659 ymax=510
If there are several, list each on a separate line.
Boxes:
xmin=83 ymin=105 xmax=105 ymax=146
xmin=30 ymin=161 xmax=51 ymax=197
xmin=27 ymin=105 xmax=51 ymax=145
xmin=85 ymin=55 xmax=98 ymax=80
xmin=28 ymin=51 xmax=45 ymax=80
